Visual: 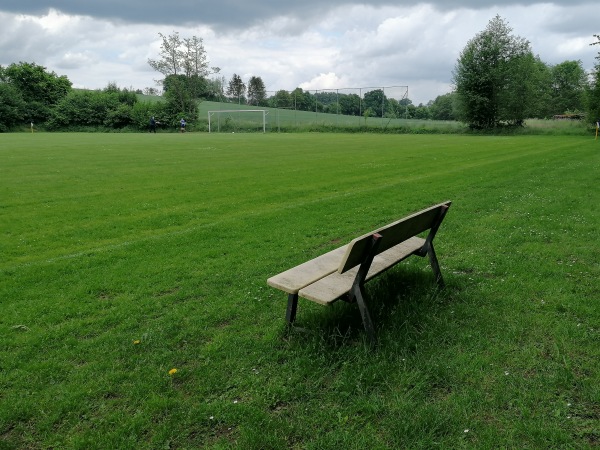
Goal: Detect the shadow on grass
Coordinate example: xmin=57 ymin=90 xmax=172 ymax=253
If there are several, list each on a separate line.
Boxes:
xmin=280 ymin=264 xmax=464 ymax=352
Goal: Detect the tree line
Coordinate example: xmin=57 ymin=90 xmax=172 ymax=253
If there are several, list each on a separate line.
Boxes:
xmin=453 ymin=16 xmax=600 ymax=128
xmin=1 ymin=25 xmax=599 ymax=132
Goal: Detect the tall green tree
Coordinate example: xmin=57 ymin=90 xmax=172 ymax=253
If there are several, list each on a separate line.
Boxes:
xmin=204 ymin=76 xmax=226 ymax=101
xmin=0 ymin=83 xmax=26 ymax=131
xmin=226 ymin=74 xmax=246 ymax=103
xmin=338 ymin=93 xmax=361 ymax=116
xmin=453 ymin=15 xmax=534 ymax=128
xmin=147 ymin=32 xmax=219 ymax=121
xmin=526 ymin=57 xmax=553 ymax=119
xmin=181 ymin=35 xmax=218 ymax=101
xmin=429 ymin=93 xmax=457 ymax=121
xmin=247 ymin=76 xmax=267 ymax=106
xmin=363 ymin=89 xmax=386 ymax=117
xmin=181 ymin=36 xmax=211 ymax=78
xmin=270 ymin=89 xmax=292 ymax=108
xmin=1 ymin=62 xmax=71 ymax=123
xmin=587 ymin=35 xmax=600 ymax=125
xmin=291 ymin=88 xmax=313 ymax=111
xmin=550 ymin=60 xmax=587 ymax=114
xmin=498 ymin=52 xmax=543 ymax=125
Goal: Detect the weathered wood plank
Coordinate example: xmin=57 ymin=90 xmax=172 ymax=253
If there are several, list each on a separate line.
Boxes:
xmin=337 ymin=201 xmax=451 ymax=274
xmin=298 ymin=236 xmax=425 ymax=304
xmin=267 ymin=245 xmax=348 ymax=294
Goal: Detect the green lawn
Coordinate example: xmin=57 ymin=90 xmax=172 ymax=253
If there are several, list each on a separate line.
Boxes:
xmin=1 ymin=133 xmax=598 ymax=448
xmin=198 ymin=100 xmax=464 ymax=132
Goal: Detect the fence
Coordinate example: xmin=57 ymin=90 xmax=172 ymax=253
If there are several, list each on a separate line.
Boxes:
xmin=210 ymin=85 xmax=409 ymax=131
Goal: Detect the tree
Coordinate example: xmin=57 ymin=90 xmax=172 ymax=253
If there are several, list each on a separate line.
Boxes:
xmin=291 ymin=88 xmax=313 ymax=111
xmin=412 ymin=104 xmax=431 ymax=120
xmin=181 ymin=35 xmax=212 ymax=78
xmin=2 ymin=62 xmax=71 ymax=123
xmin=385 ymin=98 xmax=411 ymax=118
xmin=586 ymin=35 xmax=600 ymax=125
xmin=148 ymin=32 xmax=183 ymax=77
xmin=0 ymin=82 xmax=26 ymax=131
xmin=162 ymin=76 xmax=199 ymax=122
xmin=227 ymin=74 xmax=246 ymax=103
xmin=525 ymin=57 xmax=553 ymax=119
xmin=270 ymin=90 xmax=292 ymax=108
xmin=103 ymin=82 xmax=137 ymax=106
xmin=131 ymin=100 xmax=166 ymax=130
xmin=498 ymin=51 xmax=543 ymax=125
xmin=47 ymin=84 xmax=138 ymax=130
xmin=247 ymin=76 xmax=267 ymax=106
xmin=453 ymin=15 xmax=534 ymax=128
xmin=181 ymin=35 xmax=218 ymax=101
xmin=162 ymin=73 xmax=207 ymax=117
xmin=143 ymin=87 xmax=160 ymax=96
xmin=363 ymin=89 xmax=386 ymax=117
xmin=550 ymin=60 xmax=587 ymax=114
xmin=47 ymin=90 xmax=110 ymax=129
xmin=339 ymin=93 xmax=361 ymax=116
xmin=147 ymin=32 xmax=219 ymax=122
xmin=404 ymin=104 xmax=417 ymax=119
xmin=429 ymin=93 xmax=457 ymax=121
xmin=205 ymin=76 xmax=226 ymax=101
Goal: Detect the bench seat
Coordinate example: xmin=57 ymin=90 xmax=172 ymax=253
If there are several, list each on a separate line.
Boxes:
xmin=298 ymin=236 xmax=424 ymax=305
xmin=267 ymin=245 xmax=348 ymax=294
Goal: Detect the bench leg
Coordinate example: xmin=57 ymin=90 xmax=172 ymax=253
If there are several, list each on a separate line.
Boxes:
xmin=352 ymin=285 xmax=376 ymax=347
xmin=427 ymin=243 xmax=445 ymax=288
xmin=286 ymin=293 xmax=299 ymax=324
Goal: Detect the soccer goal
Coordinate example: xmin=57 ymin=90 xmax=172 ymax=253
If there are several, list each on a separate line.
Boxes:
xmin=208 ymin=110 xmax=267 ymax=133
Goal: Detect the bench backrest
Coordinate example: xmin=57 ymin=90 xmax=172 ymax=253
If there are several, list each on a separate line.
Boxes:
xmin=337 ymin=201 xmax=451 ymax=274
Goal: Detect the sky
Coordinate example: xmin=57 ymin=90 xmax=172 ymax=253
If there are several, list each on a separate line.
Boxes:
xmin=0 ymin=1 xmax=598 ymax=105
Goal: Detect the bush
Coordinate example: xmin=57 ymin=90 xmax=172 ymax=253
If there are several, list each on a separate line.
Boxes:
xmin=0 ymin=83 xmax=26 ymax=132
xmin=131 ymin=101 xmax=168 ymax=131
xmin=48 ymin=89 xmax=140 ymax=130
xmin=104 ymin=103 xmax=133 ymax=128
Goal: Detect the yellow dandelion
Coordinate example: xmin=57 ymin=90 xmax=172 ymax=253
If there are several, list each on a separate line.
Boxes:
xmin=168 ymin=368 xmax=178 ymax=375
xmin=133 ymin=340 xmax=141 ymax=345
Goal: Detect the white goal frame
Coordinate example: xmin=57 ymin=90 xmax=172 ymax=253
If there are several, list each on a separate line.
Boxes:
xmin=208 ymin=110 xmax=267 ymax=133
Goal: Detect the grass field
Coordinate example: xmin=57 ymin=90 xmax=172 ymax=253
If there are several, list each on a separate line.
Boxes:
xmin=1 ymin=133 xmax=599 ymax=448
xmin=201 ymin=100 xmax=590 ymax=135
xmin=198 ymin=101 xmax=464 ymax=132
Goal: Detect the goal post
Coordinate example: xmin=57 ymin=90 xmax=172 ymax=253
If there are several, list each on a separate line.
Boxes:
xmin=208 ymin=109 xmax=267 ymax=133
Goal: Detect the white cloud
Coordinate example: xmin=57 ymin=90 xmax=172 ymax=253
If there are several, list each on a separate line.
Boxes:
xmin=300 ymin=73 xmax=349 ymax=90
xmin=1 ymin=3 xmax=598 ymax=104
xmin=56 ymin=51 xmax=97 ymax=69
xmin=26 ymin=8 xmax=77 ymax=33
xmin=556 ymin=37 xmax=593 ymax=58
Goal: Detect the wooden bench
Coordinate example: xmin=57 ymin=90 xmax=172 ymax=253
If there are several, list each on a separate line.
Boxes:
xmin=267 ymin=201 xmax=451 ymax=344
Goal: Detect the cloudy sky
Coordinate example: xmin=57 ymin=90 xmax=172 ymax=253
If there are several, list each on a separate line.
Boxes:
xmin=0 ymin=1 xmax=598 ymax=105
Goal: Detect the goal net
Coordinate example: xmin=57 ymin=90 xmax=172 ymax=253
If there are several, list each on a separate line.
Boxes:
xmin=208 ymin=110 xmax=267 ymax=133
